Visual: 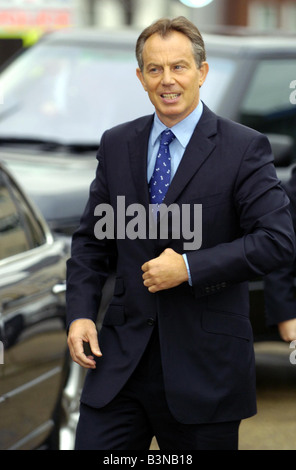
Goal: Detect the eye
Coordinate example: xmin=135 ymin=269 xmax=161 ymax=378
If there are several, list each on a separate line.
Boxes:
xmin=173 ymin=65 xmax=184 ymax=71
xmin=148 ymin=66 xmax=160 ymax=74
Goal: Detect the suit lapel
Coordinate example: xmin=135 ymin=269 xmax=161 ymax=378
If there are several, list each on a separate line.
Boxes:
xmin=128 ymin=115 xmax=154 ymax=208
xmin=127 ymin=106 xmax=218 ymax=209
xmin=164 ymin=105 xmax=217 ymax=207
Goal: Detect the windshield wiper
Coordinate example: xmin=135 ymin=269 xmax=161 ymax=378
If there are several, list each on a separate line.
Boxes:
xmin=60 ymin=142 xmax=99 ymax=153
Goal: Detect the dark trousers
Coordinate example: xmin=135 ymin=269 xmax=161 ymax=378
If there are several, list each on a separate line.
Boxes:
xmin=75 ymin=327 xmax=240 ymax=450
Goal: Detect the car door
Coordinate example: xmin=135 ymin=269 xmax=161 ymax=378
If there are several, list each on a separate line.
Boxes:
xmin=0 ymin=165 xmax=69 ymax=450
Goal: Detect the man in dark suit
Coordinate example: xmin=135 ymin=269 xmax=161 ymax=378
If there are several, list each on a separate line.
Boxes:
xmin=66 ymin=17 xmax=295 ymax=450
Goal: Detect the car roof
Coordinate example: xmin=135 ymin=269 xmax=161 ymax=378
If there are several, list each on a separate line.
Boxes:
xmin=39 ymin=26 xmax=296 ymax=59
xmin=203 ymin=32 xmax=296 ymax=57
xmin=40 ymin=27 xmax=139 ymax=48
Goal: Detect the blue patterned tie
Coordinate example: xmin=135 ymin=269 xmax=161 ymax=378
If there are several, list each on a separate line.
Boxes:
xmin=149 ymin=129 xmax=175 ymax=205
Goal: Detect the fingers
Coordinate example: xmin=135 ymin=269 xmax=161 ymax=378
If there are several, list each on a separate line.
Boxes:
xmin=67 ymin=319 xmax=102 ymax=369
xmin=141 ymin=248 xmax=188 ymax=292
xmin=142 ymin=257 xmax=166 ymax=292
xmin=142 ymin=260 xmax=158 ymax=292
xmin=142 ymin=265 xmax=166 ymax=292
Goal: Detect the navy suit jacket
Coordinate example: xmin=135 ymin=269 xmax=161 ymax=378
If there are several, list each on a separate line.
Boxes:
xmin=66 ymin=104 xmax=295 ymax=424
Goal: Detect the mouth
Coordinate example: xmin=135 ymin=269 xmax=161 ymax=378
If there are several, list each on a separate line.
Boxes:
xmin=160 ymin=93 xmax=181 ymax=101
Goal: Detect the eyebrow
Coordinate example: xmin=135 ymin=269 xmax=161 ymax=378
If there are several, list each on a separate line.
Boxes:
xmin=145 ymin=59 xmax=191 ymax=68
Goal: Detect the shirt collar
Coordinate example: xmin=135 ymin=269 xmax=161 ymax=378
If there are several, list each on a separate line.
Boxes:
xmin=151 ymin=101 xmax=204 ymax=148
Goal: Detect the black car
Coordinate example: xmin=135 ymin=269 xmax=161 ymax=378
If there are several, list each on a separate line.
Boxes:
xmin=0 ymin=162 xmax=71 ymax=450
xmin=201 ymin=30 xmax=296 ymax=181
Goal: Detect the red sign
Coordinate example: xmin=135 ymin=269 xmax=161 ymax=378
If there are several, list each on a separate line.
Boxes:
xmin=0 ymin=9 xmax=72 ymax=28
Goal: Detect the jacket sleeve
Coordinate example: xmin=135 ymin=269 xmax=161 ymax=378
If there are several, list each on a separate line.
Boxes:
xmin=66 ymin=133 xmax=117 ymax=329
xmin=263 ymin=169 xmax=296 ymax=326
xmin=264 ymin=262 xmax=296 ymax=326
xmin=186 ymin=133 xmax=296 ymax=297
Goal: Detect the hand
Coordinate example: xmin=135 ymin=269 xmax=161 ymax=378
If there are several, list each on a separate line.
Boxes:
xmin=278 ymin=318 xmax=296 ymax=342
xmin=67 ymin=319 xmax=102 ymax=369
xmin=141 ymin=248 xmax=188 ymax=293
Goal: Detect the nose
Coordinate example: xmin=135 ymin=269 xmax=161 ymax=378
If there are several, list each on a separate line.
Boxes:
xmin=161 ymin=67 xmax=175 ymax=86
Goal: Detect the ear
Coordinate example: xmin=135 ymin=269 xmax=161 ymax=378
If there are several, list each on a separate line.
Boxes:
xmin=136 ymin=68 xmax=148 ymax=92
xmin=199 ymin=62 xmax=209 ymax=87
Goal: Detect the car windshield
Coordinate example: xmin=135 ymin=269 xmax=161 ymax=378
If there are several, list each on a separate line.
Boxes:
xmin=0 ymin=41 xmax=153 ymax=146
xmin=0 ymin=41 xmax=237 ymax=147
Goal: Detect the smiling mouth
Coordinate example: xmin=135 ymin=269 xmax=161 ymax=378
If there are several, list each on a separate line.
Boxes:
xmin=161 ymin=93 xmax=181 ymax=100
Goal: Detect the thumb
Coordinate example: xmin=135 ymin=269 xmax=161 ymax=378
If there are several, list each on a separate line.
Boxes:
xmin=89 ymin=332 xmax=102 ymax=357
xmin=85 ymin=326 xmax=102 ymax=357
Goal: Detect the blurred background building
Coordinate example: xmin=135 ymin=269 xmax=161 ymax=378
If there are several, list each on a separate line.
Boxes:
xmin=0 ymin=0 xmax=296 ymax=65
xmin=78 ymin=0 xmax=296 ymax=30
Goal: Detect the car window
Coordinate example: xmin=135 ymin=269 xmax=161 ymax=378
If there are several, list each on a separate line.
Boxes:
xmin=239 ymin=59 xmax=296 ymax=152
xmin=0 ymin=169 xmax=46 ymax=260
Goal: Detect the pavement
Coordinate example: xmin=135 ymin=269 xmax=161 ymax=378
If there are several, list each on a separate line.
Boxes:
xmin=239 ymin=341 xmax=296 ymax=450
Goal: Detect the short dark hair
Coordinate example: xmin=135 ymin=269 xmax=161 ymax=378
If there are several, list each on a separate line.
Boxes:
xmin=136 ymin=16 xmax=206 ymax=71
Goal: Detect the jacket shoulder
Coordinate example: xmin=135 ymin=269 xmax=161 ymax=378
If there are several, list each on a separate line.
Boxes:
xmin=202 ymin=103 xmax=267 ymax=142
xmin=103 ymin=114 xmax=154 ymax=140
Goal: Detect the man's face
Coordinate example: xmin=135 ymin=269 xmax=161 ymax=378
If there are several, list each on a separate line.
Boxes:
xmin=136 ymin=31 xmax=209 ymax=127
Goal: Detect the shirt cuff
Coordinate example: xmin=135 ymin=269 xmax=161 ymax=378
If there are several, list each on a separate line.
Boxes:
xmin=182 ymin=254 xmax=192 ymax=286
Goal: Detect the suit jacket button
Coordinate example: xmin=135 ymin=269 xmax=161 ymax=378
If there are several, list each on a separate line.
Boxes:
xmin=147 ymin=318 xmax=155 ymax=326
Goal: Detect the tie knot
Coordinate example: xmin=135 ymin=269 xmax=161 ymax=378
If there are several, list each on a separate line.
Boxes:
xmin=160 ymin=129 xmax=175 ymax=146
